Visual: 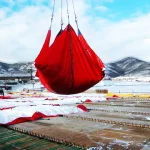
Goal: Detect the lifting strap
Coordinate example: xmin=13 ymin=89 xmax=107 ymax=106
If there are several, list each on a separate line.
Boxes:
xmin=72 ymin=0 xmax=79 ymax=29
xmin=51 ymin=0 xmax=78 ymax=30
xmin=66 ymin=0 xmax=70 ymax=24
xmin=49 ymin=0 xmax=56 ymax=30
xmin=61 ymin=0 xmax=63 ymax=29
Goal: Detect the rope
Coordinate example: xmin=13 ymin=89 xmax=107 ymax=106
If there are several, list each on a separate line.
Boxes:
xmin=63 ymin=115 xmax=150 ymax=129
xmin=49 ymin=0 xmax=56 ymax=30
xmin=65 ymin=0 xmax=74 ymax=93
xmin=61 ymin=0 xmax=63 ymax=29
xmin=84 ymin=102 xmax=150 ymax=108
xmin=72 ymin=0 xmax=79 ymax=29
xmin=66 ymin=0 xmax=70 ymax=24
xmin=68 ymin=25 xmax=74 ymax=94
xmin=90 ymin=109 xmax=150 ymax=116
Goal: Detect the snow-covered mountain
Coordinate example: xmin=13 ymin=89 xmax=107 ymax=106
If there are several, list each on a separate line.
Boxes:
xmin=105 ymin=57 xmax=150 ymax=78
xmin=0 ymin=62 xmax=35 ymax=76
xmin=0 ymin=57 xmax=150 ymax=78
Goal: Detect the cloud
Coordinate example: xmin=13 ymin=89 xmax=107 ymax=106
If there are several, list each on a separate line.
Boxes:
xmin=0 ymin=0 xmax=150 ymax=63
xmin=93 ymin=14 xmax=150 ymax=62
xmin=144 ymin=38 xmax=150 ymax=44
xmin=0 ymin=8 xmax=8 ymax=20
xmin=96 ymin=5 xmax=108 ymax=12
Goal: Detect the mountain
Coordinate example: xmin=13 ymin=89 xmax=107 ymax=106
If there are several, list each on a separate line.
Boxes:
xmin=0 ymin=62 xmax=34 ymax=76
xmin=0 ymin=57 xmax=150 ymax=78
xmin=105 ymin=57 xmax=150 ymax=78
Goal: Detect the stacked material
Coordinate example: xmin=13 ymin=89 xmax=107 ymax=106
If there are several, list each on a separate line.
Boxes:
xmin=0 ymin=93 xmax=107 ymax=125
xmin=9 ymin=96 xmax=150 ymax=149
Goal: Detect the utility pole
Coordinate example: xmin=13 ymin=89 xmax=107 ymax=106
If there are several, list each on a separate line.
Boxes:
xmin=30 ymin=66 xmax=33 ymax=80
xmin=28 ymin=63 xmax=35 ymax=90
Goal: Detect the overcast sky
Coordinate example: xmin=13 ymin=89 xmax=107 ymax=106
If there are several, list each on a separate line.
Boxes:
xmin=0 ymin=0 xmax=150 ymax=63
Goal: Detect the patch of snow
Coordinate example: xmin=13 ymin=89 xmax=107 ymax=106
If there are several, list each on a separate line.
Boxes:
xmin=145 ymin=117 xmax=150 ymax=120
xmin=88 ymin=146 xmax=103 ymax=150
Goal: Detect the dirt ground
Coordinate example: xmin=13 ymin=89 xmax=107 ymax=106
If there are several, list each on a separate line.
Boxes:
xmin=10 ymin=97 xmax=150 ymax=149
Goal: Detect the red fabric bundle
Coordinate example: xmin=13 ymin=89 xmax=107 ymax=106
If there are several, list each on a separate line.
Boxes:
xmin=35 ymin=24 xmax=105 ymax=94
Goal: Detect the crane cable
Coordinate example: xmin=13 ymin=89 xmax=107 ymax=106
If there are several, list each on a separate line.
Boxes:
xmin=66 ymin=0 xmax=70 ymax=24
xmin=50 ymin=0 xmax=78 ymax=29
xmin=72 ymin=0 xmax=79 ymax=29
xmin=61 ymin=0 xmax=63 ymax=29
xmin=49 ymin=0 xmax=56 ymax=30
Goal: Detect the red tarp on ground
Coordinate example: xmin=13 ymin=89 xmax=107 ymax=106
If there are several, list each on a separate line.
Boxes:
xmin=35 ymin=24 xmax=105 ymax=94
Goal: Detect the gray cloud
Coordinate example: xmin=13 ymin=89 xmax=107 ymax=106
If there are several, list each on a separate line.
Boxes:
xmin=0 ymin=0 xmax=150 ymax=63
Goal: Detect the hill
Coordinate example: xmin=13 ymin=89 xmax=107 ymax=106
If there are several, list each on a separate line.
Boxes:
xmin=0 ymin=57 xmax=150 ymax=78
xmin=105 ymin=57 xmax=150 ymax=78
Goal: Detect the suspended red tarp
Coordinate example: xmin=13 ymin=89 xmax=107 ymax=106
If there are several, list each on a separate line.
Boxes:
xmin=35 ymin=30 xmax=53 ymax=91
xmin=35 ymin=24 xmax=105 ymax=94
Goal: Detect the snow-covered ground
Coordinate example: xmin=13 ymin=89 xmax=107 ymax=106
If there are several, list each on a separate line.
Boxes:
xmin=0 ymin=80 xmax=149 ymax=125
xmin=8 ymin=79 xmax=150 ymax=94
xmin=112 ymin=76 xmax=150 ymax=82
xmin=0 ymin=82 xmax=108 ymax=125
xmin=91 ymin=80 xmax=150 ymax=94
